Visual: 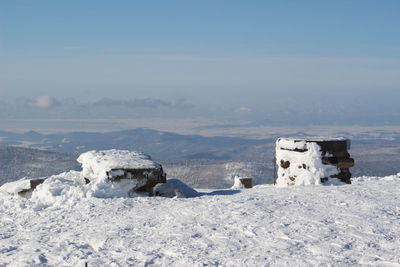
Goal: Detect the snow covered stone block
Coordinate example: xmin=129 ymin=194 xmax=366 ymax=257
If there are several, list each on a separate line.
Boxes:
xmin=231 ymin=176 xmax=253 ymax=189
xmin=0 ymin=178 xmax=45 ymax=198
xmin=77 ymin=150 xmax=166 ymax=196
xmin=275 ymin=138 xmax=354 ymax=187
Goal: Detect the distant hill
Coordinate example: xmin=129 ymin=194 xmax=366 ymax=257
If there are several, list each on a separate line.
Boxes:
xmin=1 ymin=129 xmax=400 ymax=187
xmin=0 ymin=146 xmax=80 ymax=185
xmin=0 ymin=128 xmax=274 ymax=161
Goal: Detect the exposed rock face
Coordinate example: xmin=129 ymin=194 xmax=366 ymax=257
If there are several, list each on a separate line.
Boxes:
xmin=105 ymin=167 xmax=166 ymax=195
xmin=77 ymin=150 xmax=166 ymax=195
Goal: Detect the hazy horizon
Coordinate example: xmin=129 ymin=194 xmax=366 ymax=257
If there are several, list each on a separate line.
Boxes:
xmin=1 ymin=1 xmax=400 ymax=131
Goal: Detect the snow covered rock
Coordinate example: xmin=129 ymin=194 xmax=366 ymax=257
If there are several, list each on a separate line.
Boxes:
xmin=153 ymin=179 xmax=200 ymax=198
xmin=231 ymin=176 xmax=253 ymax=189
xmin=77 ymin=150 xmax=166 ymax=196
xmin=0 ymin=178 xmax=45 ymax=197
xmin=1 ymin=150 xmax=168 ymax=201
xmin=275 ymin=138 xmax=354 ymax=187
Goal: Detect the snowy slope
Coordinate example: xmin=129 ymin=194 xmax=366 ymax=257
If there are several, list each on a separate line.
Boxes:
xmin=1 ymin=175 xmax=400 ymax=266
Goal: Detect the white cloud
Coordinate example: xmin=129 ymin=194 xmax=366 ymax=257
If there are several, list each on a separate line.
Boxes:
xmin=30 ymin=96 xmax=58 ymax=109
xmin=235 ymin=107 xmax=251 ymax=113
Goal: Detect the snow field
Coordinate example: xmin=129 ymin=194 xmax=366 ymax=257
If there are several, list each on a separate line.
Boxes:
xmin=1 ymin=175 xmax=399 ymax=266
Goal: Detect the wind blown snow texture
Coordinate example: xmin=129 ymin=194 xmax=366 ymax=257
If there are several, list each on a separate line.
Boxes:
xmin=1 ymin=173 xmax=399 ymax=266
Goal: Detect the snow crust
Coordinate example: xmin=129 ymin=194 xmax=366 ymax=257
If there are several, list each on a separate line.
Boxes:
xmin=77 ymin=149 xmax=161 ymax=182
xmin=352 ymin=174 xmax=400 ymax=182
xmin=1 ymin=174 xmax=399 ymax=266
xmin=276 ymin=139 xmax=339 ymax=187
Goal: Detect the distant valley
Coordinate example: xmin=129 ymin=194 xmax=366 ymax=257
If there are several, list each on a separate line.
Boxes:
xmin=1 ymin=128 xmax=400 ymax=187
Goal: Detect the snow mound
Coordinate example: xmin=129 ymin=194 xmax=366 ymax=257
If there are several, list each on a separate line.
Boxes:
xmin=30 ymin=171 xmax=85 ymax=209
xmin=0 ymin=169 xmax=148 ymax=204
xmin=4 ymin=175 xmax=189 ymax=211
xmin=154 ymin=179 xmax=200 ymax=198
xmin=25 ymin=170 xmax=149 ymax=210
xmin=77 ymin=149 xmax=162 ymax=182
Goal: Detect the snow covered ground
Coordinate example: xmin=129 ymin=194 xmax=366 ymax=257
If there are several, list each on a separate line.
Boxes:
xmin=1 ymin=175 xmax=399 ymax=266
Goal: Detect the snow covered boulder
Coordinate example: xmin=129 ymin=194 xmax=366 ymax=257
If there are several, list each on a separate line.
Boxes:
xmin=77 ymin=150 xmax=166 ymax=196
xmin=0 ymin=178 xmax=45 ymax=198
xmin=275 ymin=138 xmax=354 ymax=187
xmin=231 ymin=176 xmax=253 ymax=189
xmin=153 ymin=179 xmax=200 ymax=198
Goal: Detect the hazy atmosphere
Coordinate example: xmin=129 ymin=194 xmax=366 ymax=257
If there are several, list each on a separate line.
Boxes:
xmin=1 ymin=2 xmax=400 ymax=266
xmin=1 ymin=1 xmax=400 ymax=132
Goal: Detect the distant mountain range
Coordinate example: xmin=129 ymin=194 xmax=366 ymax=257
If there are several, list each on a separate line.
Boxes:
xmin=0 ymin=129 xmax=275 ymax=187
xmin=1 ymin=128 xmax=400 ymax=187
xmin=0 ymin=128 xmax=275 ymax=162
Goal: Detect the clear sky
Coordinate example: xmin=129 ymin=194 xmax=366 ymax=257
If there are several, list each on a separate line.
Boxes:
xmin=1 ymin=0 xmax=400 ymax=127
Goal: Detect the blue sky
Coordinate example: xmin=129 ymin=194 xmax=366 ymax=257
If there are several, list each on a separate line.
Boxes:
xmin=1 ymin=1 xmax=400 ymax=126
xmin=1 ymin=1 xmax=400 ymax=56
